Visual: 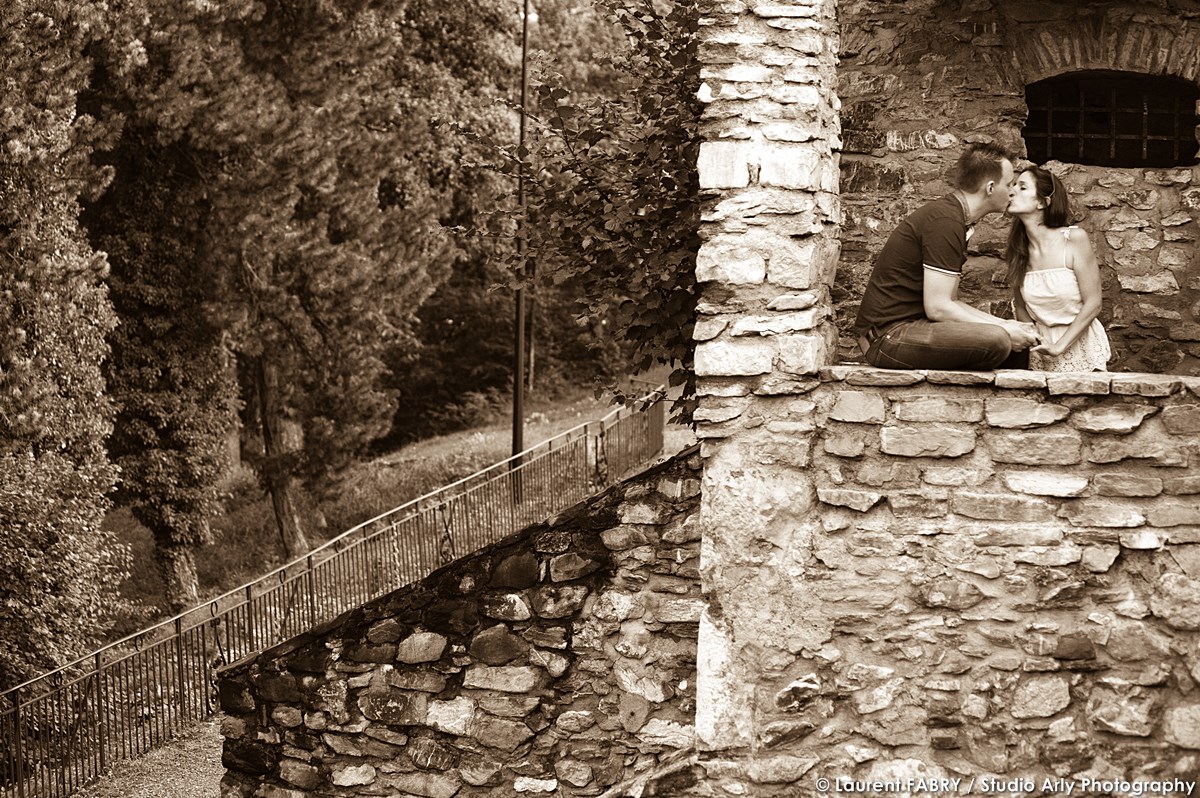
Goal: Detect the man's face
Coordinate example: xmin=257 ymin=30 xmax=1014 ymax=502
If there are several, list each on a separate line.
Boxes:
xmin=986 ymin=159 xmax=1016 ymax=213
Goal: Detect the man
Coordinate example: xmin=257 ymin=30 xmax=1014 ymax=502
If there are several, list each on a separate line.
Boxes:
xmin=854 ymin=143 xmax=1039 ymax=370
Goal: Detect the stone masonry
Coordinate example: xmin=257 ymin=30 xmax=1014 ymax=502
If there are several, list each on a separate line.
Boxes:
xmin=837 ymin=0 xmax=1200 ymax=374
xmin=691 ymin=0 xmax=1200 ymax=794
xmin=218 ymin=450 xmax=703 ymax=798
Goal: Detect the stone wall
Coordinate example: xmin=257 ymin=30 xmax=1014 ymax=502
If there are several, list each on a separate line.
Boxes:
xmin=690 ymin=367 xmax=1200 ymax=793
xmin=836 ymin=0 xmax=1200 ymax=374
xmin=217 ymin=449 xmax=702 ymax=798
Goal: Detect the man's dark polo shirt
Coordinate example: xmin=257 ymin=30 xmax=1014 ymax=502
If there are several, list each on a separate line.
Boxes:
xmin=854 ymin=194 xmax=971 ymax=333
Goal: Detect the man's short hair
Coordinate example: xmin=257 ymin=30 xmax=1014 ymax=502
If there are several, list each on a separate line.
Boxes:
xmin=950 ymin=143 xmax=1013 ymax=192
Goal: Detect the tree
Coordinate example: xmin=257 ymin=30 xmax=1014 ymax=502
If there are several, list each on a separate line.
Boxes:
xmin=83 ymin=128 xmax=237 ymax=613
xmin=0 ymin=0 xmax=129 ymax=689
xmin=86 ymin=0 xmax=520 ymax=558
xmin=479 ymin=0 xmax=702 ymax=420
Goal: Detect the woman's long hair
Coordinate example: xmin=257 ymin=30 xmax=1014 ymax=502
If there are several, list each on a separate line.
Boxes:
xmin=1005 ymin=166 xmax=1071 ymax=289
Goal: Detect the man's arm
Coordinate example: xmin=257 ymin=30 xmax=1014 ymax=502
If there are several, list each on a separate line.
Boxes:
xmin=924 ymin=268 xmax=1040 ymax=349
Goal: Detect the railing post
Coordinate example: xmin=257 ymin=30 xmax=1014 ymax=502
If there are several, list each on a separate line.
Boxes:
xmin=12 ymin=686 xmax=24 ymax=798
xmin=306 ymin=555 xmax=318 ymax=627
xmin=245 ymin=585 xmax=256 ymax=653
xmin=174 ymin=618 xmax=186 ymax=722
xmin=200 ymin=622 xmax=212 ymax=714
xmin=94 ymin=653 xmax=106 ymax=773
xmin=594 ymin=422 xmax=609 ymax=486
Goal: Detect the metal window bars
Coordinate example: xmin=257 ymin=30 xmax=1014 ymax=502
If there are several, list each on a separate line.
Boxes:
xmin=0 ymin=388 xmax=665 ymax=798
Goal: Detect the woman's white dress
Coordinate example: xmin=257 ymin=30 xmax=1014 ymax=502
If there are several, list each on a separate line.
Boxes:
xmin=1021 ymin=227 xmax=1111 ymax=372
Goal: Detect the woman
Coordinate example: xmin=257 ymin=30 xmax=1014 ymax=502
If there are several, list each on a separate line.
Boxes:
xmin=1005 ymin=166 xmax=1110 ymax=371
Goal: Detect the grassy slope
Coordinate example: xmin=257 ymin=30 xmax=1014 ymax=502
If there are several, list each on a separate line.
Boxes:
xmin=104 ymin=385 xmax=681 ymax=639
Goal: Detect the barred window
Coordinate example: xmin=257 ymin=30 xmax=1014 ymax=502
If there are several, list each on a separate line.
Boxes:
xmin=1023 ymin=71 xmax=1200 ymax=168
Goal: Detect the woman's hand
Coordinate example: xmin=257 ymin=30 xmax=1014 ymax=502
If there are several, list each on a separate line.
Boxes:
xmin=1031 ymin=340 xmax=1064 ymax=358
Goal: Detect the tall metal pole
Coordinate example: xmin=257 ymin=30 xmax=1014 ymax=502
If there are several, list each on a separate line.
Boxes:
xmin=512 ymin=0 xmax=531 ymax=462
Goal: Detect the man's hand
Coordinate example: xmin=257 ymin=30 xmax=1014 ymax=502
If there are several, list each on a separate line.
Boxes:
xmin=1003 ymin=321 xmax=1040 ymax=351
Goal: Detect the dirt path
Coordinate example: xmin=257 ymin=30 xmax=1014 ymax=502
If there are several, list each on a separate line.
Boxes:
xmin=72 ymin=720 xmax=223 ymax=798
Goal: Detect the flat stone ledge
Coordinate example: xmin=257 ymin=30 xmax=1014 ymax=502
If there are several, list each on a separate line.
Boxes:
xmin=817 ymin=366 xmax=1198 ymax=397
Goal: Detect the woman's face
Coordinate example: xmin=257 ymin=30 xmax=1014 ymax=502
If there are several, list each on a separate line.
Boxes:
xmin=1007 ymin=171 xmax=1042 ymax=215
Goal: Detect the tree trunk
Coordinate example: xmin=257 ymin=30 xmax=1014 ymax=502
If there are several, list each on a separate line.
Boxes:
xmin=156 ymin=542 xmax=200 ymax=614
xmin=255 ymin=354 xmax=311 ymax=558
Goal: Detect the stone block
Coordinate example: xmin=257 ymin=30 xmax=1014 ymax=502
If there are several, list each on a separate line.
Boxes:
xmin=469 ymin=625 xmax=527 ymax=665
xmin=278 ymin=759 xmax=320 ymax=790
xmin=769 ymin=233 xmax=841 ymax=290
xmin=952 ymin=492 xmax=1054 ymax=522
xmin=989 ymin=430 xmax=1082 ymax=465
xmin=1087 ymin=685 xmax=1157 ymax=737
xmin=924 ymin=370 xmax=995 ymax=386
xmin=1146 ymin=498 xmax=1200 ymax=527
xmin=1045 ymin=374 xmax=1112 ymax=395
xmin=1150 ymin=573 xmax=1200 ymax=630
xmin=1088 ymin=433 xmax=1188 ymax=466
xmin=1118 ymin=272 xmax=1180 ymax=294
xmin=1011 ymin=544 xmax=1082 ymax=566
xmin=1059 ymin=501 xmax=1145 ymax=528
xmin=396 ymin=632 xmax=448 ymax=664
xmin=759 ymin=142 xmax=823 ymax=190
xmin=971 ymin=525 xmax=1063 ymax=547
xmin=1163 ymin=404 xmax=1200 ymax=434
xmin=887 ymin=492 xmax=947 ymax=517
xmin=1092 ymin=473 xmax=1163 ymax=497
xmin=754 ymin=4 xmax=819 ymax=17
xmin=426 ymin=696 xmax=476 ymax=736
xmin=696 ymin=242 xmax=768 ymax=284
xmin=731 ymin=310 xmax=824 ymax=336
xmin=1165 ymin=475 xmax=1200 ymax=495
xmin=358 ymin=690 xmax=427 ymax=726
xmin=767 ymin=290 xmax=821 ymax=311
xmin=482 ymin=593 xmax=533 ymax=622
xmin=1081 ymin=545 xmax=1120 ymax=572
xmin=510 ymin=776 xmax=557 ymax=794
xmin=331 ymin=764 xmax=378 ymax=787
xmin=994 ymin=370 xmax=1048 ymax=389
xmin=531 ymin=584 xmax=589 ymax=617
xmin=880 ymin=425 xmax=976 ymax=458
xmin=1164 ymin=703 xmax=1200 ymax=749
xmin=830 ymin=390 xmax=886 ymax=423
xmin=922 ymin=466 xmax=992 ymax=486
xmin=464 ymin=665 xmax=543 ymax=693
xmin=984 ymin=398 xmax=1069 ymax=428
xmin=1109 ymin=374 xmax=1182 ymax=396
xmin=698 ymin=141 xmax=751 ymax=189
xmin=387 ymin=772 xmax=462 ymax=798
xmin=817 ymin=487 xmax=884 ymax=512
xmin=776 ymin=334 xmax=827 ymax=375
xmin=1119 ymin=529 xmax=1164 ymax=549
xmin=823 ymin=426 xmax=868 ymax=456
xmin=1003 ymin=472 xmax=1088 ymax=497
xmin=492 ymin=553 xmax=540 ymax=589
xmin=1069 ymin=404 xmax=1158 ymax=434
xmin=844 ymin=368 xmax=925 ymax=386
xmin=893 ymin=396 xmax=984 ymax=423
xmin=695 ymin=339 xmax=775 ymax=376
xmin=1011 ymin=675 xmax=1071 ymax=718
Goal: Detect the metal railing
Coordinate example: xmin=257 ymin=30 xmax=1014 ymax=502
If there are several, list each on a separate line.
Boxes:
xmin=0 ymin=390 xmax=665 ymax=798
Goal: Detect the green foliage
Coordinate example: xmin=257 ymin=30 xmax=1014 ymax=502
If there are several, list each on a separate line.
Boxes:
xmin=82 ymin=128 xmax=238 ymax=609
xmin=481 ymin=0 xmax=701 ymax=420
xmin=84 ymin=0 xmax=519 ymax=518
xmin=0 ymin=0 xmax=128 ymax=689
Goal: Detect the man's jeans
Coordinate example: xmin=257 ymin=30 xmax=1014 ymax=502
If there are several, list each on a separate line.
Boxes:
xmin=862 ymin=319 xmax=1025 ymax=371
